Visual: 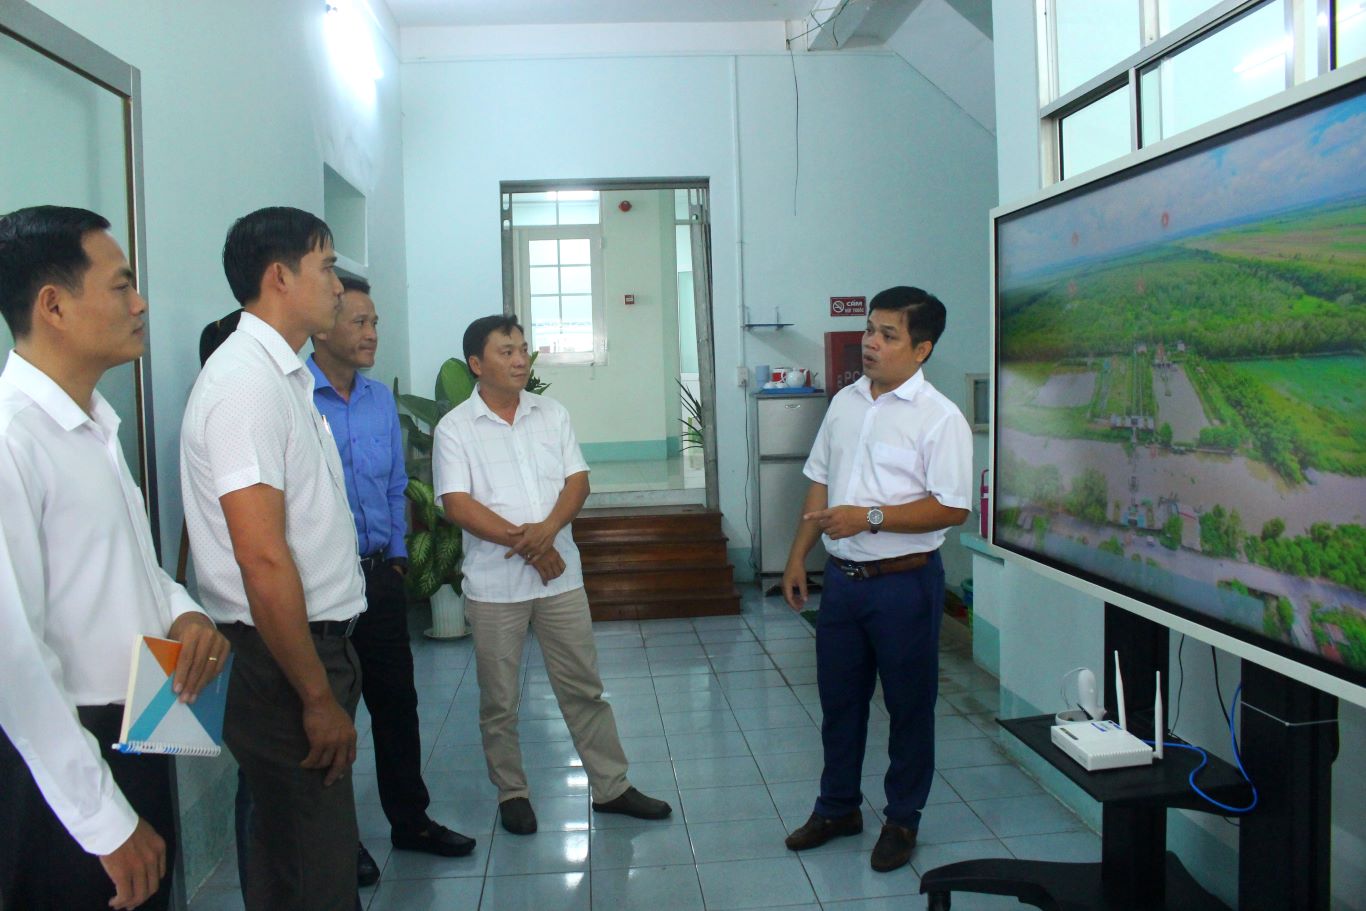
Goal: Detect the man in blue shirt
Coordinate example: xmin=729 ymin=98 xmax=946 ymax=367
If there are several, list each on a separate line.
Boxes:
xmin=309 ymin=276 xmax=473 ymax=877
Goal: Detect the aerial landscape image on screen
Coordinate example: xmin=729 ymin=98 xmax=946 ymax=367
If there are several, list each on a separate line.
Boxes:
xmin=994 ymin=85 xmax=1366 ymax=675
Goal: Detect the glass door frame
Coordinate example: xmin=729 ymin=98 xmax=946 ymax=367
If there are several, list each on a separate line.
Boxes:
xmin=1 ymin=0 xmax=158 ymax=547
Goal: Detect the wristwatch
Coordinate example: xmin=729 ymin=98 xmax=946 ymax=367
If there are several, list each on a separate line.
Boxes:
xmin=867 ymin=507 xmax=884 ymax=534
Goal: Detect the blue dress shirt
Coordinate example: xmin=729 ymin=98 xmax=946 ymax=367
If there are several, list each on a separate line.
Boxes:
xmin=308 ymin=356 xmax=408 ymax=559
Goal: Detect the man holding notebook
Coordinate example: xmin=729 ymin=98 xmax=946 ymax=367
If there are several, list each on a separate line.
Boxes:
xmin=0 ymin=205 xmax=229 ymax=911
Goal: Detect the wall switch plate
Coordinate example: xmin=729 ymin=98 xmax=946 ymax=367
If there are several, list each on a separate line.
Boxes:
xmin=737 ymin=366 xmax=748 ymax=387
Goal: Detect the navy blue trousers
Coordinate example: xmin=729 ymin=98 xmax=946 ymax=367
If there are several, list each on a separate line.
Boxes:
xmin=812 ymin=552 xmax=944 ymax=830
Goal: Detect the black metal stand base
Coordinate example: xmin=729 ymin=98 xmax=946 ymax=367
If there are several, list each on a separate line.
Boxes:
xmin=919 ymin=852 xmax=1227 ymax=911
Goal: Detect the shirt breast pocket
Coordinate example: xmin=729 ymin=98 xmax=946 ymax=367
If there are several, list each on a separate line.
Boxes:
xmin=870 ymin=441 xmax=922 ymax=492
xmin=535 ymin=440 xmax=564 ymax=482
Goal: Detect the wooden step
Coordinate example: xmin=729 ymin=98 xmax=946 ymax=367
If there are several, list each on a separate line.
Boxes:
xmin=588 ymin=588 xmax=742 ymax=622
xmin=584 ymin=563 xmax=733 ymax=596
xmin=574 ymin=507 xmax=721 ymax=543
xmin=578 ymin=537 xmax=728 ymax=567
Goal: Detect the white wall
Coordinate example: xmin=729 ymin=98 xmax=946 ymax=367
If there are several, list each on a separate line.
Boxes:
xmin=988 ymin=2 xmax=1366 ymax=907
xmin=24 ymin=0 xmax=409 ymax=894
xmin=401 ymin=47 xmax=998 ymax=576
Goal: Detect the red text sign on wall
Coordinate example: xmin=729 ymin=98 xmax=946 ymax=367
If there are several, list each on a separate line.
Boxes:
xmin=830 ymin=296 xmax=866 ymax=317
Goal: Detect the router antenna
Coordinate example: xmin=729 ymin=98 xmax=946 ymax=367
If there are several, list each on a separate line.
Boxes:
xmin=1154 ymin=671 xmax=1164 ymax=760
xmin=1114 ymin=651 xmax=1129 ymax=732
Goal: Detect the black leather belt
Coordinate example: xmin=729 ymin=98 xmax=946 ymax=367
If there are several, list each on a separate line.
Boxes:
xmin=833 ymin=551 xmax=934 ymax=580
xmin=309 ymin=616 xmax=359 ymax=638
xmin=359 ymin=551 xmax=387 ymax=573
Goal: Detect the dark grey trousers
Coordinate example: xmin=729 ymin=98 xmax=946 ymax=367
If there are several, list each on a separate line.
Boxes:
xmin=221 ymin=623 xmax=362 ymax=911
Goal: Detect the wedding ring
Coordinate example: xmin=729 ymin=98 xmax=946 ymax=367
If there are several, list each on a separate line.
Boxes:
xmin=208 ymin=656 xmax=219 ymax=662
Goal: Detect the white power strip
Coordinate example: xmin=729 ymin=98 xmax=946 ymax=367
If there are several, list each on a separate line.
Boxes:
xmin=1051 ymin=719 xmax=1154 ymax=771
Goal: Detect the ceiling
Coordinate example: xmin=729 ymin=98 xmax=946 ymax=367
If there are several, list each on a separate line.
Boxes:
xmin=384 ymin=1 xmax=822 ymax=28
xmin=381 ymin=0 xmax=992 ymax=46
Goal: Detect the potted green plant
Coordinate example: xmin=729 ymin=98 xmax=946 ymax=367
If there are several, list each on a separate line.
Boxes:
xmin=396 ymin=353 xmax=549 ymax=639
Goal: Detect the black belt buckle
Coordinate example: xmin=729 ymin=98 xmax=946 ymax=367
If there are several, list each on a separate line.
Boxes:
xmin=360 ymin=552 xmax=386 ymax=573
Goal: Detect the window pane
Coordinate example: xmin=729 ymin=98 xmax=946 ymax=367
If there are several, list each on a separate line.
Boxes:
xmin=1060 ymin=87 xmax=1131 ymax=179
xmin=559 ymin=238 xmax=591 ymax=265
xmin=559 ymin=296 xmax=594 ymax=352
xmin=530 ymin=296 xmax=560 ymax=350
xmin=1055 ymin=0 xmax=1140 ymax=96
xmin=1340 ymin=1 xmax=1366 ymax=67
xmin=557 ymin=198 xmax=600 ymax=225
xmin=1158 ymin=0 xmax=1221 ymax=35
xmin=512 ymin=200 xmax=556 ymax=226
xmin=674 ymin=189 xmax=691 ymax=221
xmin=529 ymin=265 xmax=559 ymax=295
xmin=1140 ymin=1 xmax=1288 ymax=145
xmin=560 ymin=265 xmax=591 ymax=295
xmin=528 ymin=238 xmax=559 ymax=266
xmin=561 ymin=295 xmax=593 ymax=326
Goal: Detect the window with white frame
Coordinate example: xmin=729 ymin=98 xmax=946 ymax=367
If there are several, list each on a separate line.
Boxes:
xmin=1042 ymin=0 xmax=1360 ymax=182
xmin=509 ymin=191 xmax=606 ymax=365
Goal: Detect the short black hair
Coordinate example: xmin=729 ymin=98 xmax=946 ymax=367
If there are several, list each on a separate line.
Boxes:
xmin=870 ymin=286 xmax=947 ymax=362
xmin=222 ymin=206 xmax=333 ymax=305
xmin=198 ymin=309 xmax=243 ymax=367
xmin=463 ymin=314 xmax=524 ymax=363
xmin=0 ymin=205 xmax=111 ymax=338
xmin=339 ymin=275 xmax=371 ymax=295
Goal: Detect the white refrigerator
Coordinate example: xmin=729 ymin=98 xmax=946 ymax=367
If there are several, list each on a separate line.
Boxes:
xmin=757 ymin=394 xmax=829 ymax=575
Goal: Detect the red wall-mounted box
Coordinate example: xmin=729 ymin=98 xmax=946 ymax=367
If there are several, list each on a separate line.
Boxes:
xmin=824 ymin=331 xmax=863 ymax=399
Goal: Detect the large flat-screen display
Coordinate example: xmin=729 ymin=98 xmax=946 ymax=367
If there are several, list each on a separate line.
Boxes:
xmin=992 ymin=68 xmax=1366 ymax=698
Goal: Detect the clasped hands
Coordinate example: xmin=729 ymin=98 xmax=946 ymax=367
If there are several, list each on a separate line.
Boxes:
xmin=505 ymin=520 xmax=565 ymax=584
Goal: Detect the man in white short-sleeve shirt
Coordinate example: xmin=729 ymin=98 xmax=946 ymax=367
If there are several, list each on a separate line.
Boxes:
xmin=432 ymin=315 xmax=672 ymax=836
xmin=180 ymin=207 xmax=363 ymax=911
xmin=780 ymin=287 xmax=973 ymax=874
xmin=0 ymin=205 xmax=228 ymax=911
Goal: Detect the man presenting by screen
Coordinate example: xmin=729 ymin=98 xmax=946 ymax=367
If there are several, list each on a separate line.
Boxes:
xmin=780 ymin=285 xmax=973 ymax=873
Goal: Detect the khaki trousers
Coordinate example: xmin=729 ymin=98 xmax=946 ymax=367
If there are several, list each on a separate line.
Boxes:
xmin=466 ymin=587 xmax=630 ymax=804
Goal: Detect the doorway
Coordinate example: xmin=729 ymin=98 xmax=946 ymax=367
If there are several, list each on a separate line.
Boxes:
xmin=501 ymin=179 xmax=717 ymax=509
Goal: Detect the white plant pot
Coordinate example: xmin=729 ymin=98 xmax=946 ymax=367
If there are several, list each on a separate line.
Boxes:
xmin=425 ymin=584 xmax=470 ymax=639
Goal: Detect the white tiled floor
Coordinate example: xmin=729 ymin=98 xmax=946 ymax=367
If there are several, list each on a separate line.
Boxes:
xmin=189 ymin=588 xmax=1098 ymax=911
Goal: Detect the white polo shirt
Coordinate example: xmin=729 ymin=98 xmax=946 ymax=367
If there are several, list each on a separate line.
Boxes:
xmin=432 ymin=388 xmax=589 ymax=603
xmin=803 ymin=371 xmax=973 ymax=561
xmin=180 ymin=312 xmax=365 ymax=625
xmin=0 ymin=351 xmax=205 ymax=855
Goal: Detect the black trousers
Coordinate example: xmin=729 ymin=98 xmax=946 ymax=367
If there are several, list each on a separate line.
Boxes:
xmin=221 ymin=624 xmax=361 ymax=911
xmin=352 ymin=560 xmax=431 ymax=833
xmin=0 ymin=705 xmax=175 ymax=911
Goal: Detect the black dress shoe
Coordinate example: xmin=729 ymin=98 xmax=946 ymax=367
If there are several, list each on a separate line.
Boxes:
xmin=784 ymin=810 xmax=863 ymax=851
xmin=870 ymin=822 xmax=917 ymax=872
xmin=391 ymin=820 xmax=476 ymax=857
xmin=591 ymin=787 xmax=672 ymax=820
xmin=499 ymin=797 xmax=538 ymax=835
xmin=357 ymin=842 xmax=380 ymax=887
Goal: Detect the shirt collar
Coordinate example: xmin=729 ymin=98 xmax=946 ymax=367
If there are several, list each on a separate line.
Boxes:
xmin=306 ymin=354 xmax=371 ymax=398
xmin=1 ymin=349 xmax=118 ymax=435
xmin=854 ymin=369 xmax=925 ymax=404
xmin=470 ymin=385 xmax=538 ymax=424
xmin=238 ymin=311 xmax=306 ymax=377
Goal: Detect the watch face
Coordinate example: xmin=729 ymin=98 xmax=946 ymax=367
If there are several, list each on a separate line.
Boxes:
xmin=868 ymin=508 xmax=884 ymax=526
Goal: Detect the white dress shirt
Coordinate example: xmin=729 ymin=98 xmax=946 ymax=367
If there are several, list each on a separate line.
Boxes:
xmin=433 ymin=388 xmax=590 ymax=603
xmin=803 ymin=371 xmax=973 ymax=561
xmin=0 ymin=351 xmax=204 ymax=855
xmin=180 ymin=312 xmax=365 ymax=625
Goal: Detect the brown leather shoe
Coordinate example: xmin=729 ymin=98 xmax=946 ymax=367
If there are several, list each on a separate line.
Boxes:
xmin=870 ymin=822 xmax=917 ymax=872
xmin=784 ymin=810 xmax=863 ymax=851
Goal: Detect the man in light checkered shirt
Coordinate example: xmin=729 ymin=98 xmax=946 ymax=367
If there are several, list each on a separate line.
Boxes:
xmin=432 ymin=314 xmax=672 ymax=836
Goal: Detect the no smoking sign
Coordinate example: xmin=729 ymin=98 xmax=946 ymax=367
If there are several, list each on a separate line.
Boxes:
xmin=830 ymin=296 xmax=866 ymax=317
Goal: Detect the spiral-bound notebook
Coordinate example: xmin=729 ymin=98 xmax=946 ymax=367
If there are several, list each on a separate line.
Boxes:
xmin=112 ymin=636 xmax=233 ymax=757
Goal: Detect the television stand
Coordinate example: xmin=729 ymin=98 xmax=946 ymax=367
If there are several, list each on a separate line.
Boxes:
xmin=919 ymin=713 xmax=1247 ymax=910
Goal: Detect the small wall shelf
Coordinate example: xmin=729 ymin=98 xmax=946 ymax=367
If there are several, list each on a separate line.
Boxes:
xmin=742 ymin=322 xmax=792 ymax=330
